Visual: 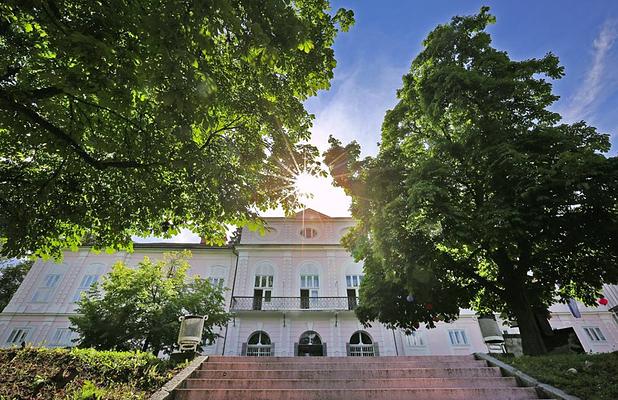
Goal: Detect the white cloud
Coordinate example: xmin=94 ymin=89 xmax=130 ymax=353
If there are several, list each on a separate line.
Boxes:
xmin=308 ymin=61 xmax=407 ymax=156
xmin=562 ymin=19 xmax=618 ymax=122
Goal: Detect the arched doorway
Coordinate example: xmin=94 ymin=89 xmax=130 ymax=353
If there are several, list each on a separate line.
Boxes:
xmin=244 ymin=331 xmax=273 ymax=356
xmin=296 ymin=330 xmax=325 ymax=356
xmin=347 ymin=331 xmax=377 ymax=356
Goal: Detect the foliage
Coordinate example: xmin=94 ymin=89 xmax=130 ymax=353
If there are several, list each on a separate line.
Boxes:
xmin=0 ymin=257 xmax=32 ymax=311
xmin=495 ymin=352 xmax=618 ymax=400
xmin=324 ymin=7 xmax=617 ymax=355
xmin=0 ymin=346 xmax=181 ymax=400
xmin=70 ymin=251 xmax=230 ymax=354
xmin=0 ymin=1 xmax=354 ymax=258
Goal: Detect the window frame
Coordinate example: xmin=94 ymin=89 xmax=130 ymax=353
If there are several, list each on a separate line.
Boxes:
xmin=299 ymin=227 xmax=318 ymax=239
xmin=246 ymin=331 xmax=272 ymax=357
xmin=405 ymin=330 xmax=426 ymax=347
xmin=7 ymin=327 xmax=31 ymax=344
xmin=73 ymin=274 xmax=99 ymax=302
xmin=447 ymin=329 xmax=470 ymax=346
xmin=583 ymin=326 xmax=607 ymax=342
xmin=209 ymin=277 xmax=225 ymax=287
xmin=49 ymin=327 xmax=75 ymax=347
xmin=348 ymin=331 xmax=374 ymax=357
xmin=32 ymin=273 xmax=62 ymax=303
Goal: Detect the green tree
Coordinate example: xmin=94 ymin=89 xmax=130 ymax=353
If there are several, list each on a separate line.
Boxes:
xmin=0 ymin=258 xmax=33 ymax=311
xmin=324 ymin=8 xmax=617 ymax=355
xmin=70 ymin=251 xmax=230 ymax=354
xmin=0 ymin=1 xmax=353 ymax=258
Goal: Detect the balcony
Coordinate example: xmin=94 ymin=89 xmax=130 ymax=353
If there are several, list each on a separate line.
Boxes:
xmin=231 ymin=296 xmax=358 ymax=312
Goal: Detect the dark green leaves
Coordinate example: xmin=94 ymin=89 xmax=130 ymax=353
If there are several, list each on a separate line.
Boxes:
xmin=70 ymin=251 xmax=230 ymax=354
xmin=325 ymin=7 xmax=617 ymax=353
xmin=0 ymin=1 xmax=353 ymax=258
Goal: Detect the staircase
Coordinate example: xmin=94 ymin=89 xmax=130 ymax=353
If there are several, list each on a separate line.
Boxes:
xmin=172 ymin=355 xmax=540 ymax=400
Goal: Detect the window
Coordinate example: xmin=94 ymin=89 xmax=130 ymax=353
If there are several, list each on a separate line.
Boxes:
xmin=73 ymin=274 xmax=99 ymax=302
xmin=405 ymin=331 xmax=425 ymax=347
xmin=301 ymin=275 xmax=319 ymax=290
xmin=246 ymin=331 xmax=272 ymax=356
xmin=583 ymin=327 xmax=606 ymax=342
xmin=448 ymin=329 xmax=469 ymax=346
xmin=346 ymin=275 xmax=363 ymax=288
xmin=300 ymin=227 xmax=318 ymax=239
xmin=298 ymin=331 xmax=324 ymax=356
xmin=300 ymin=274 xmax=319 ymax=309
xmin=32 ymin=274 xmax=61 ymax=303
xmin=209 ymin=277 xmax=224 ymax=286
xmin=49 ymin=328 xmax=75 ymax=347
xmin=253 ymin=274 xmax=273 ymax=310
xmin=254 ymin=275 xmax=273 ymax=289
xmin=346 ymin=274 xmax=363 ymax=310
xmin=349 ymin=331 xmax=374 ymax=356
xmin=7 ymin=328 xmax=30 ymax=344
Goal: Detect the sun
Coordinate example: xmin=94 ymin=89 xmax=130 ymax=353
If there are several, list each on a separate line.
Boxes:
xmin=294 ymin=172 xmax=323 ymax=198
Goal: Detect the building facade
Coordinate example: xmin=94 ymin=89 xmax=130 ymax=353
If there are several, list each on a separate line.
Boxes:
xmin=1 ymin=209 xmax=617 ymax=356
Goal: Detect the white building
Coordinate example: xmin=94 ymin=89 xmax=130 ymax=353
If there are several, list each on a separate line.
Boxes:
xmin=1 ymin=209 xmax=617 ymax=356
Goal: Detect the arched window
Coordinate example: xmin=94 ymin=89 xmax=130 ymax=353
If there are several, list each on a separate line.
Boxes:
xmin=348 ymin=331 xmax=376 ymax=356
xmin=299 ymin=331 xmax=322 ymax=345
xmin=300 ymin=227 xmax=318 ymax=239
xmin=296 ymin=331 xmax=325 ymax=356
xmin=245 ymin=331 xmax=272 ymax=356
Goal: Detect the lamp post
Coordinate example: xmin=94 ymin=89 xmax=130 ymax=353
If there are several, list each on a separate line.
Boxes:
xmin=177 ymin=315 xmax=208 ymax=352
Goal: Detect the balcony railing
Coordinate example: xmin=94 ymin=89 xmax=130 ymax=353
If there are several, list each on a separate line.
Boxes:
xmin=231 ymin=296 xmax=358 ymax=311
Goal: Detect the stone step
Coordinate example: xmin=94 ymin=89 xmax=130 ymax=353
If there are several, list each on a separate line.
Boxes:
xmin=173 ymin=387 xmax=539 ymax=400
xmin=192 ymin=366 xmax=504 ymax=379
xmin=201 ymin=360 xmax=487 ymax=370
xmin=183 ymin=377 xmax=519 ymax=389
xmin=207 ymin=355 xmax=476 ymax=363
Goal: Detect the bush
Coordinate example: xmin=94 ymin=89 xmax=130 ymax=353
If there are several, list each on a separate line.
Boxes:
xmin=0 ymin=347 xmax=182 ymax=399
xmin=495 ymin=352 xmax=618 ymax=400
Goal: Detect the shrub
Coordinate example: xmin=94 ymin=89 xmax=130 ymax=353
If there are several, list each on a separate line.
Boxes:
xmin=0 ymin=347 xmax=181 ymax=399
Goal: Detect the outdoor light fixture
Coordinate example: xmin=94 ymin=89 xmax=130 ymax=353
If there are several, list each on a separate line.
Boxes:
xmin=177 ymin=315 xmax=208 ymax=352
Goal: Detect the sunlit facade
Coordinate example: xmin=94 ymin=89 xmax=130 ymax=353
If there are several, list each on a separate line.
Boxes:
xmin=1 ymin=209 xmax=617 ymax=356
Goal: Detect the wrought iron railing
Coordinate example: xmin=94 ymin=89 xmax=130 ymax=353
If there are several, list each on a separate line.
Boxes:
xmin=349 ymin=344 xmax=375 ymax=356
xmin=246 ymin=344 xmax=272 ymax=356
xmin=231 ymin=296 xmax=358 ymax=311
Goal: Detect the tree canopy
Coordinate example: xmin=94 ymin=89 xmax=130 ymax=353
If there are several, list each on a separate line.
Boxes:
xmin=0 ymin=257 xmax=32 ymax=311
xmin=70 ymin=251 xmax=229 ymax=354
xmin=325 ymin=7 xmax=617 ymax=355
xmin=0 ymin=1 xmax=353 ymax=258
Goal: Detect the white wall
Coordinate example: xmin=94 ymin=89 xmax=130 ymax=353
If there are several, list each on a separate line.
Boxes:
xmin=2 ymin=209 xmax=617 ymax=357
xmin=0 ymin=246 xmax=236 ymax=350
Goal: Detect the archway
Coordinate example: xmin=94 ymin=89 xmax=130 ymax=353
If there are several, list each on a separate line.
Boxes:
xmin=244 ymin=331 xmax=272 ymax=356
xmin=348 ymin=331 xmax=376 ymax=356
xmin=296 ymin=330 xmax=325 ymax=356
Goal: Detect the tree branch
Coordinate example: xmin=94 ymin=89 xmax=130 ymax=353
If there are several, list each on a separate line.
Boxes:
xmin=443 ymin=249 xmax=506 ymax=297
xmin=0 ymin=91 xmax=156 ymax=170
xmin=22 ymin=87 xmax=64 ymax=100
xmin=67 ymin=94 xmax=154 ymax=137
xmin=0 ymin=66 xmax=21 ymax=83
xmin=200 ymin=117 xmax=244 ymax=150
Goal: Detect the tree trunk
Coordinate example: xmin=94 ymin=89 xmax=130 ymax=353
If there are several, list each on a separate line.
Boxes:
xmin=506 ymin=286 xmax=547 ymax=355
xmin=141 ymin=337 xmax=150 ymax=352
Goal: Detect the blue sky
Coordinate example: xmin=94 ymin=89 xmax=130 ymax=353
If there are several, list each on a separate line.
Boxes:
xmin=140 ymin=1 xmax=618 ymax=242
xmin=308 ymin=1 xmax=618 ymax=155
xmin=294 ymin=0 xmax=618 ymax=216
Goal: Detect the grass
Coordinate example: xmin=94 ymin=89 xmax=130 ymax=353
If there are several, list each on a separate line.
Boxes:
xmin=495 ymin=352 xmax=618 ymax=400
xmin=0 ymin=347 xmax=184 ymax=400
